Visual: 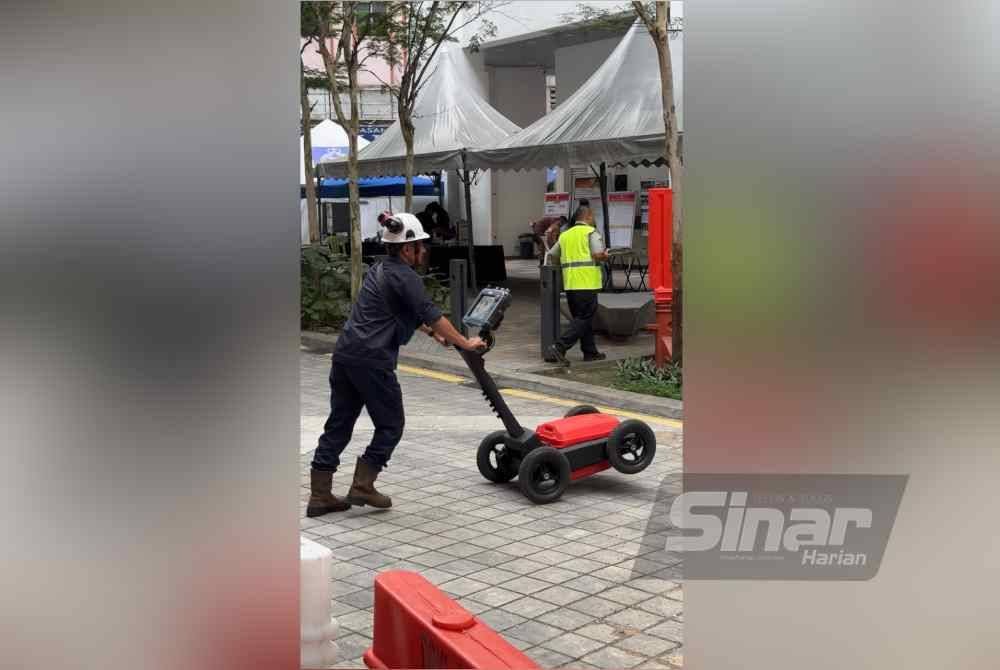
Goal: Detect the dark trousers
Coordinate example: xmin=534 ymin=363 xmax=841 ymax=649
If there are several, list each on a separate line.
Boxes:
xmin=557 ymin=289 xmax=599 ymax=356
xmin=312 ymin=362 xmax=404 ymax=473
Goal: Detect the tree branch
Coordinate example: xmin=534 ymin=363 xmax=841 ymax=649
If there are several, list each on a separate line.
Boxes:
xmin=317 ymin=12 xmax=349 ymax=129
xmin=631 ymin=1 xmax=655 ymax=32
xmin=411 ymin=2 xmax=462 ymax=95
xmin=448 ymin=1 xmax=511 ymax=37
xmin=362 ymin=66 xmax=399 ymax=94
xmin=406 ymin=0 xmax=439 ymax=89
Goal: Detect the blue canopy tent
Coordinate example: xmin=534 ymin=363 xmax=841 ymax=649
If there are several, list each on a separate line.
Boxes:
xmin=300 ymin=175 xmax=438 ymax=199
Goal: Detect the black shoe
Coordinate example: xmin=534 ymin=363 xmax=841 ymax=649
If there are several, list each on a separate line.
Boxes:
xmin=545 ymin=344 xmax=570 ymax=366
xmin=583 ymin=352 xmax=607 ymax=362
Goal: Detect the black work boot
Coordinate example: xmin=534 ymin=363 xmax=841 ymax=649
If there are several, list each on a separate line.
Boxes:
xmin=306 ymin=468 xmax=351 ymax=517
xmin=545 ymin=344 xmax=570 ymax=367
xmin=583 ymin=351 xmax=607 ymax=362
xmin=346 ymin=458 xmax=392 ymax=509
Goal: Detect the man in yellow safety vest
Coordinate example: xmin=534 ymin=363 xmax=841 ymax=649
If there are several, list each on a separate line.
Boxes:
xmin=544 ymin=205 xmax=609 ymax=366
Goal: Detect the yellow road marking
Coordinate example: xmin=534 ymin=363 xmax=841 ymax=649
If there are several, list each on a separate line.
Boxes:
xmin=394 ymin=364 xmax=682 ymax=429
xmin=397 ymin=364 xmax=466 ymax=384
xmin=500 ymin=388 xmax=683 ymax=429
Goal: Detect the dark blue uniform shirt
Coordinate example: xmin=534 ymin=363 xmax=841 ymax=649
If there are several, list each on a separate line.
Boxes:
xmin=333 ymin=256 xmax=443 ymax=370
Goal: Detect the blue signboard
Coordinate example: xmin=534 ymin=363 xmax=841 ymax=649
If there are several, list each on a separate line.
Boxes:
xmin=359 ymin=124 xmax=388 ymax=142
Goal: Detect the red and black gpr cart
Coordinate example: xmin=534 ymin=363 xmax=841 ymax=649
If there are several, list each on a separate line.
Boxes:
xmin=456 ymin=287 xmax=656 ymax=504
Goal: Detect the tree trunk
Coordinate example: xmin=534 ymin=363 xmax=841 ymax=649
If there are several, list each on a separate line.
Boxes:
xmin=300 ymin=70 xmax=319 ymax=244
xmin=402 ymin=115 xmax=415 ymax=211
xmin=654 ymin=1 xmax=682 ymax=365
xmin=347 ymin=52 xmax=363 ymax=300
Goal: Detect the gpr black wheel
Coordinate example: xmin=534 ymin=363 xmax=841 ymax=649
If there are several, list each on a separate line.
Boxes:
xmin=518 ymin=446 xmax=571 ymax=504
xmin=606 ymin=419 xmax=656 ymax=474
xmin=477 ymin=430 xmax=517 ymax=483
xmin=564 ymin=404 xmax=600 ymax=417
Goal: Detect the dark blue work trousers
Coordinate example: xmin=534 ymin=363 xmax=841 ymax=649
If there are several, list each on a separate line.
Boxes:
xmin=312 ymin=362 xmax=404 ymax=473
xmin=557 ymin=289 xmax=599 ymax=356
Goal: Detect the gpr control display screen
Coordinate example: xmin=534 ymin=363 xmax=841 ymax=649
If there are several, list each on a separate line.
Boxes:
xmin=468 ymin=294 xmax=498 ymax=322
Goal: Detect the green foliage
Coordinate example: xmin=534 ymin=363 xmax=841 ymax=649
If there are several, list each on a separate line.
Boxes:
xmin=303 ymin=67 xmax=338 ymax=91
xmin=301 ymin=238 xmax=355 ymax=329
xmin=614 ymin=356 xmax=682 ymax=400
xmin=300 ymin=238 xmax=450 ymax=330
xmin=422 ymin=270 xmax=451 ymax=314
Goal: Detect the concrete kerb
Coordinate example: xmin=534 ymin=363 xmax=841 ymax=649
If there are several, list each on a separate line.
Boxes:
xmin=301 ymin=331 xmax=683 ymax=421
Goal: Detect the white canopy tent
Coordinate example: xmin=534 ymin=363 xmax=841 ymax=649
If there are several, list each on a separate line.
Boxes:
xmin=300 ymin=119 xmax=369 ymax=184
xmin=317 ymin=47 xmax=520 ymax=178
xmin=318 ymin=47 xmax=521 ymax=285
xmin=465 ymin=20 xmax=682 ymax=172
xmin=300 ymin=120 xmax=370 ymax=244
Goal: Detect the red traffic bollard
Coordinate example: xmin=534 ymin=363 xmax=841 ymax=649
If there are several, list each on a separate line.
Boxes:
xmin=653 ymin=287 xmax=673 ymax=367
xmin=647 ymin=188 xmax=673 ymax=366
xmin=364 ymin=570 xmax=540 ymax=670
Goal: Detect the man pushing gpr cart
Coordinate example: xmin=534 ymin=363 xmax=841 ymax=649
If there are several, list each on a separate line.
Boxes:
xmin=307 ymin=212 xmax=486 ymax=517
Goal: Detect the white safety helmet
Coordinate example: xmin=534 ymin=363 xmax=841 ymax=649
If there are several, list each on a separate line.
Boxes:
xmin=378 ymin=211 xmax=430 ymax=244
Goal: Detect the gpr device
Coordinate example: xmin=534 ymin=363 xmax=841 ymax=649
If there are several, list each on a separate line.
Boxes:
xmin=455 ymin=287 xmax=656 ymax=503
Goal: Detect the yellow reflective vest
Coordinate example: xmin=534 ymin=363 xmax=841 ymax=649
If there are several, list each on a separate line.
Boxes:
xmin=559 ymin=224 xmax=602 ymax=290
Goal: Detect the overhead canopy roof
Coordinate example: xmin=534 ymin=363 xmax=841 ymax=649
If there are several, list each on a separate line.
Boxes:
xmin=466 ymin=20 xmax=682 ymax=172
xmin=317 ymin=47 xmax=520 ymax=178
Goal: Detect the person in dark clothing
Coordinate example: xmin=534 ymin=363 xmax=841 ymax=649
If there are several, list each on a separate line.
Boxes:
xmin=423 ymin=202 xmax=454 ymax=240
xmin=307 ymin=212 xmax=485 ymax=517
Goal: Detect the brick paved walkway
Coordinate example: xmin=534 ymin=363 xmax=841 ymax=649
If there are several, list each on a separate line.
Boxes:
xmin=300 ymin=349 xmax=683 ymax=668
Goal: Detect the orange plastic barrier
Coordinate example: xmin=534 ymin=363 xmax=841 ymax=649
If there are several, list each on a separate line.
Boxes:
xmin=364 ymin=570 xmax=540 ymax=670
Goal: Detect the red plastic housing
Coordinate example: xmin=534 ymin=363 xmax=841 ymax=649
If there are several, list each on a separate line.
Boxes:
xmin=535 ymin=413 xmax=619 ymax=448
xmin=364 ymin=570 xmax=540 ymax=670
xmin=570 ymin=461 xmax=611 ymax=480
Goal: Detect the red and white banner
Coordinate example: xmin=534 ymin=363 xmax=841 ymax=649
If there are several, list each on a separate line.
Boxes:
xmin=543 ymin=192 xmax=570 ymax=217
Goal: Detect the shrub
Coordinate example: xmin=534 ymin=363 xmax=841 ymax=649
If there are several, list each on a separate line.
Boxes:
xmin=300 ymin=238 xmax=450 ymax=330
xmin=614 ymin=356 xmax=683 ymax=400
xmin=301 ymin=239 xmax=354 ymax=329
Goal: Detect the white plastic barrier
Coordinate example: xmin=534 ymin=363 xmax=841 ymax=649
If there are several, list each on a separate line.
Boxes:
xmin=300 ymin=536 xmax=340 ymax=668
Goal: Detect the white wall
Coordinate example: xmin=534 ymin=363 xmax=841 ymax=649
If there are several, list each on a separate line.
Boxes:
xmin=488 ymin=65 xmax=548 ymax=255
xmin=443 ymin=167 xmax=492 ymax=245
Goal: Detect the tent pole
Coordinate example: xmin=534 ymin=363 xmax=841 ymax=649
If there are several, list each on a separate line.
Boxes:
xmin=599 ymin=161 xmax=611 ymax=291
xmin=599 ymin=162 xmax=611 ymax=244
xmin=461 ymin=152 xmax=477 ymax=291
xmin=316 ymin=173 xmax=324 ymax=242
